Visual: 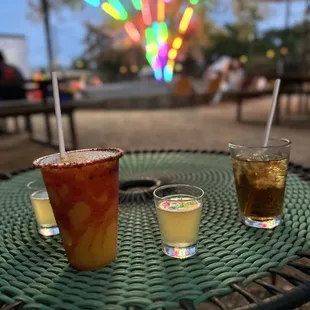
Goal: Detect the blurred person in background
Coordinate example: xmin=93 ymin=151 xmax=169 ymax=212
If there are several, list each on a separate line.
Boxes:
xmin=71 ymin=74 xmax=88 ymax=100
xmin=212 ymin=60 xmax=245 ymax=105
xmin=0 ymin=51 xmax=25 ymax=101
xmin=0 ymin=50 xmax=28 ymax=132
xmin=90 ymin=75 xmax=103 ymax=86
xmin=30 ymin=69 xmax=48 ymax=102
xmin=229 ymin=61 xmax=246 ymax=90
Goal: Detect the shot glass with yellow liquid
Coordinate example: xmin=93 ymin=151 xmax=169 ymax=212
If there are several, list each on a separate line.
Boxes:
xmin=153 ymin=184 xmax=204 ymax=259
xmin=27 ymin=179 xmax=59 ymax=236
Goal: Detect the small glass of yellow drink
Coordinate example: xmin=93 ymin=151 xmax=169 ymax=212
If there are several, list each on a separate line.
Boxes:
xmin=27 ymin=179 xmax=59 ymax=236
xmin=153 ymin=184 xmax=204 ymax=259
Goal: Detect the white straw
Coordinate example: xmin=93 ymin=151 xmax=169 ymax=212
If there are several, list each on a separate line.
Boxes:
xmin=52 ymin=72 xmax=66 ymax=158
xmin=263 ymin=79 xmax=281 ymax=147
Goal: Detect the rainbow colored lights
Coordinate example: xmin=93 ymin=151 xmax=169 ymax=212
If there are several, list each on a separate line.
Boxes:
xmin=85 ymin=0 xmax=100 ymax=7
xmin=179 ymin=7 xmax=194 ymax=34
xmin=172 ymin=37 xmax=183 ymax=49
xmin=124 ymin=21 xmax=141 ymax=42
xmin=87 ymin=0 xmax=199 ymax=82
xmin=131 ymin=0 xmax=142 ymax=11
xmin=101 ymin=2 xmax=121 ymax=19
xmin=157 ymin=0 xmax=165 ymax=22
xmin=141 ymin=0 xmax=152 ymax=26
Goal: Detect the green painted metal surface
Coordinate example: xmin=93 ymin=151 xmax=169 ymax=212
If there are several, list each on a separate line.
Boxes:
xmin=0 ymin=151 xmax=309 ymax=309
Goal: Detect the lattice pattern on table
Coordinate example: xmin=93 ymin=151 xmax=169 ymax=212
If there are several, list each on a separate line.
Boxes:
xmin=0 ymin=151 xmax=310 ymax=310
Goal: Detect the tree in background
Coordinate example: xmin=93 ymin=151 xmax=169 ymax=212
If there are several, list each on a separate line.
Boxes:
xmin=232 ymin=0 xmax=266 ymax=39
xmin=83 ymin=23 xmax=113 ymax=66
xmin=207 ymin=24 xmax=248 ymax=59
xmin=206 ymin=20 xmax=303 ymax=75
xmin=27 ymin=0 xmax=83 ymax=72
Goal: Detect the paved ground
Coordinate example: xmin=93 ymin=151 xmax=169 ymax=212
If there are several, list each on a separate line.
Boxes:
xmin=1 ymin=95 xmax=310 ymax=173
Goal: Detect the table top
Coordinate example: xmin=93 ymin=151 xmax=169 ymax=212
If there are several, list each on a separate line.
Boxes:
xmin=1 ymin=150 xmax=310 ymax=310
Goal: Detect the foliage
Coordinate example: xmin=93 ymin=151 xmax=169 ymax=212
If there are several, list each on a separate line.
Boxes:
xmin=27 ymin=0 xmax=83 ymax=21
xmin=207 ymin=24 xmax=248 ymax=59
xmin=27 ymin=0 xmax=305 ymax=77
xmin=205 ymin=21 xmax=304 ymax=75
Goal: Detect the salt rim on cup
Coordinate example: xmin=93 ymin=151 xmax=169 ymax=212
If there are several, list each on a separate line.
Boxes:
xmin=33 ymin=148 xmax=124 ymax=169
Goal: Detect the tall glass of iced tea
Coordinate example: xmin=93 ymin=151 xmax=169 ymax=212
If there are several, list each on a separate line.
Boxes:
xmin=33 ymin=148 xmax=124 ymax=270
xmin=229 ymin=139 xmax=291 ymax=229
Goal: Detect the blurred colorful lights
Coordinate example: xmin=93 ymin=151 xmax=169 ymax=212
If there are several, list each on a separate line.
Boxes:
xmin=109 ymin=0 xmax=128 ymax=20
xmin=168 ymin=49 xmax=177 ymax=60
xmin=124 ymin=21 xmax=141 ymax=42
xmin=190 ymin=0 xmax=200 ymax=5
xmin=159 ymin=43 xmax=168 ymax=57
xmin=101 ymin=2 xmax=121 ymax=20
xmin=158 ymin=22 xmax=168 ymax=42
xmin=84 ymin=0 xmax=100 ymax=7
xmin=179 ymin=7 xmax=194 ymax=34
xmin=86 ymin=0 xmax=199 ymax=82
xmin=141 ymin=0 xmax=152 ymax=25
xmin=163 ymin=64 xmax=173 ymax=82
xmin=154 ymin=68 xmax=163 ymax=80
xmin=157 ymin=0 xmax=165 ymax=22
xmin=172 ymin=37 xmax=183 ymax=49
xmin=131 ymin=0 xmax=142 ymax=10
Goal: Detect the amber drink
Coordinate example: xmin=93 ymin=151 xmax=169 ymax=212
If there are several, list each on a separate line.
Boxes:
xmin=229 ymin=139 xmax=291 ymax=229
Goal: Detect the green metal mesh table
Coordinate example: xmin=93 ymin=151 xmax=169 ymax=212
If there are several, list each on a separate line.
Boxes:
xmin=1 ymin=150 xmax=310 ymax=310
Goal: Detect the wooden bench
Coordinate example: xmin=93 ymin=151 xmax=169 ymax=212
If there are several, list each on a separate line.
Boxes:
xmin=272 ymin=75 xmax=310 ymax=120
xmin=233 ymin=75 xmax=310 ymax=124
xmin=231 ymin=89 xmax=273 ymax=123
xmin=0 ymin=102 xmax=78 ymax=150
xmin=0 ymin=91 xmax=212 ymax=151
xmin=0 ymin=90 xmax=270 ymax=151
